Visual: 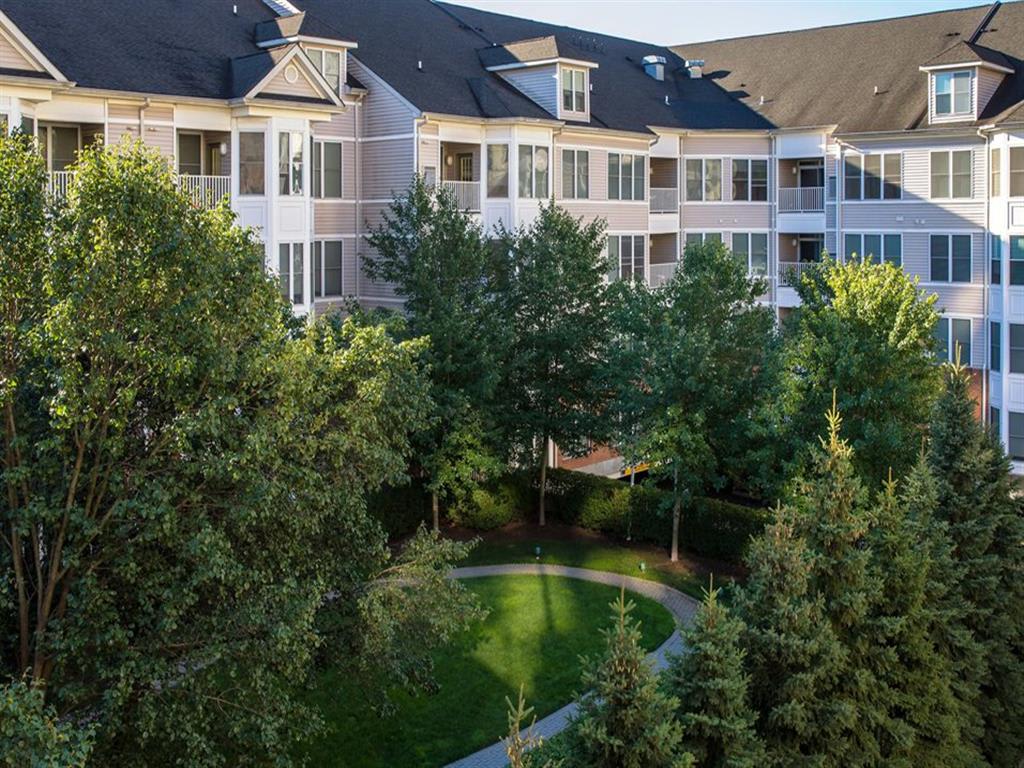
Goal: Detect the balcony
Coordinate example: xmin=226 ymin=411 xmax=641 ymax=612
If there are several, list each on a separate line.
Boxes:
xmin=440 ymin=179 xmax=481 ymax=212
xmin=778 ymin=261 xmax=820 ymax=288
xmin=778 ymin=186 xmax=824 ymax=212
xmin=649 ymin=262 xmax=677 ymax=287
xmin=48 ymin=171 xmax=230 ymax=210
xmin=649 ymin=187 xmax=678 ymax=214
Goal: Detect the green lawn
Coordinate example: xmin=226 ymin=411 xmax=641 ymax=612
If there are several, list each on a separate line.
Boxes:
xmin=459 ymin=534 xmax=711 ymax=600
xmin=299 ymin=575 xmax=674 ymax=767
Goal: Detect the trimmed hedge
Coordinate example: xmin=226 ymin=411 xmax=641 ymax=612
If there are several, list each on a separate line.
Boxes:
xmin=449 ymin=486 xmax=516 ymax=531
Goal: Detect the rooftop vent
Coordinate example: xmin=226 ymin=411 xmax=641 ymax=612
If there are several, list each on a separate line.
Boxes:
xmin=685 ymin=59 xmax=705 ymax=79
xmin=642 ymin=55 xmax=666 ymax=81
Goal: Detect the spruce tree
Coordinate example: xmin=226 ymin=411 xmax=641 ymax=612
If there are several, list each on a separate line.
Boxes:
xmin=573 ymin=590 xmax=692 ymax=768
xmin=868 ymin=463 xmax=973 ymax=767
xmin=928 ymin=361 xmax=1024 ymax=765
xmin=665 ymin=584 xmax=765 ymax=768
xmin=735 ymin=507 xmax=849 ymax=766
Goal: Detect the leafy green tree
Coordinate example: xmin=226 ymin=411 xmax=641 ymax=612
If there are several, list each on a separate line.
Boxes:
xmin=0 ymin=679 xmax=92 ymax=767
xmin=365 ymin=177 xmax=501 ymax=530
xmin=735 ymin=508 xmax=848 ymax=766
xmin=784 ymin=258 xmax=942 ymax=484
xmin=666 ymin=584 xmax=765 ymax=768
xmin=0 ymin=137 xmax=480 ymax=765
xmin=496 ymin=202 xmax=611 ymax=525
xmin=928 ymin=361 xmax=1024 ymax=765
xmin=574 ymin=589 xmax=692 ymax=768
xmin=639 ymin=241 xmax=775 ymax=560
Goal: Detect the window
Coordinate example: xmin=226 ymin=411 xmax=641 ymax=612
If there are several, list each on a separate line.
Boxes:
xmin=278 ymin=242 xmax=305 ymax=305
xmin=561 ymin=68 xmax=586 ymax=113
xmin=1012 ymin=236 xmax=1024 ymax=285
xmin=732 ymin=232 xmax=769 ymax=276
xmin=991 ymin=406 xmax=1000 ymax=434
xmin=992 ymin=234 xmax=1002 ymax=285
xmin=1010 ymin=412 xmax=1024 ymax=460
xmin=930 ymin=234 xmax=972 ymax=283
xmin=607 ymin=235 xmax=645 ymax=283
xmin=312 ymin=140 xmax=342 ymax=198
xmin=423 ymin=166 xmax=437 ymax=187
xmin=518 ymin=145 xmax=549 ymax=198
xmin=487 ymin=144 xmax=509 ymax=198
xmin=306 ymin=48 xmax=342 ymax=92
xmin=934 ymin=71 xmax=972 ymax=117
xmin=991 ymin=321 xmax=1001 ymax=372
xmin=843 ymin=153 xmax=901 ymax=200
xmin=609 ymin=153 xmax=645 ymax=201
xmin=684 ymin=158 xmax=720 ymax=201
xmin=278 ymin=132 xmax=304 ymax=196
xmin=239 ymin=132 xmax=265 ymax=195
xmin=845 ymin=233 xmax=902 ymax=267
xmin=1011 ymin=324 xmax=1024 ymax=373
xmin=731 ymin=159 xmax=768 ymax=201
xmin=930 ymin=150 xmax=972 ymax=199
xmin=935 ymin=317 xmax=971 ymax=363
xmin=1011 ymin=147 xmax=1024 ymax=197
xmin=991 ymin=148 xmax=1002 ymax=196
xmin=0 ymin=113 xmax=6 ymax=134
xmin=178 ymin=133 xmax=202 ymax=175
xmin=685 ymin=232 xmax=722 ymax=248
xmin=561 ymin=149 xmax=589 ymax=199
xmin=313 ymin=240 xmax=343 ymax=299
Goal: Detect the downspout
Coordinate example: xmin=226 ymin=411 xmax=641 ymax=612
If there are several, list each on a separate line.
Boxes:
xmin=770 ymin=133 xmax=778 ymax=315
xmin=978 ymin=124 xmax=994 ymax=427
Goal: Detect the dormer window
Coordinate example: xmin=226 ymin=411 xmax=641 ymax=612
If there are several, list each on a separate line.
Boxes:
xmin=306 ymin=48 xmax=342 ymax=92
xmin=562 ymin=68 xmax=586 ymax=114
xmin=934 ymin=70 xmax=972 ymax=116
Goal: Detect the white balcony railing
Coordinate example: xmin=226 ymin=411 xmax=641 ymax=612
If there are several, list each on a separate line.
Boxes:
xmin=778 ymin=261 xmax=821 ymax=287
xmin=650 ymin=187 xmax=678 ymax=214
xmin=649 ymin=262 xmax=678 ymax=287
xmin=440 ymin=180 xmax=481 ymax=212
xmin=48 ymin=172 xmax=231 ymax=210
xmin=177 ymin=175 xmax=231 ymax=209
xmin=778 ymin=186 xmax=824 ymax=213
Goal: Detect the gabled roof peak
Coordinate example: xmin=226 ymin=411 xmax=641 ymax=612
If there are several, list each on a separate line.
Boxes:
xmin=478 ymin=34 xmax=597 ymax=71
xmin=920 ymin=39 xmax=1014 ymax=72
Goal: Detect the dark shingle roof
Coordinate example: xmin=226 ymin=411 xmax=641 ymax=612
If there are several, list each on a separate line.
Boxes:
xmin=253 ymin=10 xmax=353 ymax=45
xmin=672 ymin=1 xmax=1024 ymax=133
xmin=476 ymin=35 xmax=593 ymax=69
xmin=923 ymin=40 xmax=1014 ymax=70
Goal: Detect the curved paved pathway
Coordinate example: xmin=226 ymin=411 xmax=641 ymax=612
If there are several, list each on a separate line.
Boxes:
xmin=443 ymin=564 xmax=700 ymax=768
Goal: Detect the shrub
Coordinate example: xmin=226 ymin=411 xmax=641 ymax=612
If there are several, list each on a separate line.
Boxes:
xmin=368 ymin=478 xmax=431 ymax=538
xmin=682 ymin=497 xmax=772 ymax=562
xmin=450 ymin=486 xmax=516 ymax=530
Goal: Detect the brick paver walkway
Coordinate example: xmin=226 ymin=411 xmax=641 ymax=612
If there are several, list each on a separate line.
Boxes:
xmin=443 ymin=563 xmax=700 ymax=768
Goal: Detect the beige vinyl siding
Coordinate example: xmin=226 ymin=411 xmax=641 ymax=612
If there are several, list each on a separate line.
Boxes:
xmin=682 ymin=134 xmax=770 ymax=156
xmin=977 ymin=68 xmax=1005 ymax=114
xmin=0 ymin=31 xmax=38 ymax=71
xmin=681 ymin=203 xmax=771 ymax=229
xmin=313 ymin=201 xmax=356 ymax=234
xmin=841 ymin=201 xmax=985 ymax=229
xmin=142 ymin=124 xmax=174 ymax=159
xmin=361 ymin=138 xmax=414 ymax=199
xmin=349 ymin=57 xmax=418 ymax=137
xmin=262 ymin=67 xmax=322 ymax=99
xmin=357 ymin=242 xmax=401 ymax=301
xmin=313 ymin=109 xmax=357 ymax=139
xmin=500 ymin=64 xmax=558 ymax=116
xmin=559 ymin=201 xmax=649 ymax=231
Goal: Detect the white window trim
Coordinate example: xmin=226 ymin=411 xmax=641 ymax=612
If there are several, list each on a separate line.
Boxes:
xmin=929 ymin=233 xmax=973 ymax=284
xmin=1009 ymin=145 xmax=1024 ymax=199
xmin=608 ymin=152 xmax=647 ymax=201
xmin=177 ymin=130 xmax=204 ymax=176
xmin=935 ymin=316 xmax=972 ymax=365
xmin=305 ymin=47 xmax=343 ymax=93
xmin=931 ymin=69 xmax=974 ymax=122
xmin=842 ymin=152 xmax=903 ymax=201
xmin=607 ymin=233 xmax=647 ymax=284
xmin=684 ymin=157 xmax=723 ymax=203
xmin=278 ymin=131 xmax=306 ymax=197
xmin=843 ymin=232 xmax=903 ymax=266
xmin=312 ymin=239 xmax=344 ymax=299
xmin=729 ymin=157 xmax=770 ymax=203
xmin=731 ymin=231 xmax=770 ymax=276
xmin=313 ymin=138 xmax=344 ymax=199
xmin=238 ymin=130 xmax=267 ymax=197
xmin=278 ymin=242 xmax=308 ymax=308
xmin=560 ymin=66 xmax=588 ymax=117
xmin=560 ymin=148 xmax=589 ymax=199
xmin=929 ymin=149 xmax=973 ymax=200
xmin=518 ymin=144 xmax=550 ymax=199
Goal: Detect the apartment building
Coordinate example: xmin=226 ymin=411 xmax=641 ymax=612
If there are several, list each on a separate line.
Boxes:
xmin=1 ymin=0 xmax=1024 ymax=469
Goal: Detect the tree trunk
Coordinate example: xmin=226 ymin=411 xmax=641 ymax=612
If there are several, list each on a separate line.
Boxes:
xmin=538 ymin=438 xmax=549 ymax=527
xmin=671 ymin=496 xmax=681 ymax=563
xmin=431 ymin=490 xmax=440 ymax=533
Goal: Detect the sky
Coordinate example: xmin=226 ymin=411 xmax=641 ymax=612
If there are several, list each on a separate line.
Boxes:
xmin=445 ymin=0 xmax=1016 ymax=46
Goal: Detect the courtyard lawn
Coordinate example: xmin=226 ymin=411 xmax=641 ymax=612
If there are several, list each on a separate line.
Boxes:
xmin=456 ymin=525 xmax=741 ymax=601
xmin=299 ymin=574 xmax=674 ymax=768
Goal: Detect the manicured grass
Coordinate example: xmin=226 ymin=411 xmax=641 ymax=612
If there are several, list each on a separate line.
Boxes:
xmin=299 ymin=575 xmax=674 ymax=768
xmin=459 ymin=533 xmax=713 ymax=600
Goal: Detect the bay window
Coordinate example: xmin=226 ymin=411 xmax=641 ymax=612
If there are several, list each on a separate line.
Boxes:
xmin=278 ymin=242 xmax=305 ymax=305
xmin=239 ymin=132 xmax=265 ymax=195
xmin=278 ymin=131 xmax=304 ymax=196
xmin=487 ymin=144 xmax=509 ymax=198
xmin=1012 ymin=236 xmax=1024 ymax=285
xmin=1011 ymin=147 xmax=1024 ymax=197
xmin=518 ymin=145 xmax=549 ymax=198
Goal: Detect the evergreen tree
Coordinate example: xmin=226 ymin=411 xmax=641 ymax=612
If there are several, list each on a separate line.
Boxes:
xmin=665 ymin=584 xmax=765 ymax=768
xmin=735 ymin=507 xmax=849 ymax=766
xmin=868 ymin=464 xmax=972 ymax=767
xmin=495 ymin=202 xmax=612 ymax=525
xmin=928 ymin=361 xmax=1024 ymax=765
xmin=574 ymin=590 xmax=692 ymax=768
